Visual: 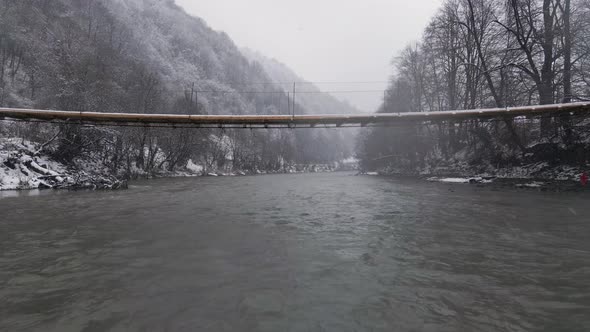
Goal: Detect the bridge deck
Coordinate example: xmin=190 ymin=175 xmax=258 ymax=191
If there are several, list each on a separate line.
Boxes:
xmin=1 ymin=102 xmax=589 ymax=128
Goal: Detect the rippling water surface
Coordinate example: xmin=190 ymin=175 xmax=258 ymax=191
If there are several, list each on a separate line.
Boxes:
xmin=1 ymin=173 xmax=590 ymax=331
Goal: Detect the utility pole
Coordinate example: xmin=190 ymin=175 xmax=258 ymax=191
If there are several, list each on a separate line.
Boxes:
xmin=292 ymin=82 xmax=296 ymax=119
xmin=190 ymin=82 xmax=195 ymax=115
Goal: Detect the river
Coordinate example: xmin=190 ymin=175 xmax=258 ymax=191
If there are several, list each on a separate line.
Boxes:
xmin=1 ymin=173 xmax=589 ymax=331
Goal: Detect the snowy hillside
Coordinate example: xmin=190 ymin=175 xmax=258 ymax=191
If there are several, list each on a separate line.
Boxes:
xmin=0 ymin=0 xmax=355 ymax=190
xmin=242 ymin=48 xmax=360 ymax=115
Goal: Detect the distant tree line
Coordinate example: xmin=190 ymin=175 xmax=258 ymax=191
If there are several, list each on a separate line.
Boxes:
xmin=359 ymin=0 xmax=590 ymax=174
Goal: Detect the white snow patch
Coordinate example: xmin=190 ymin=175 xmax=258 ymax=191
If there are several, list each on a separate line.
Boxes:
xmin=186 ymin=159 xmax=204 ymax=174
xmin=516 ymin=182 xmax=545 ymax=188
xmin=341 ymin=157 xmax=359 ymax=164
xmin=427 ymin=177 xmax=493 ymax=184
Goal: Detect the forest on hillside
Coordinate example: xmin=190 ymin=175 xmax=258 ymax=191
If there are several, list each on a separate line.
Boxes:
xmin=0 ymin=0 xmax=355 ymax=189
xmin=358 ymin=0 xmax=590 ymax=180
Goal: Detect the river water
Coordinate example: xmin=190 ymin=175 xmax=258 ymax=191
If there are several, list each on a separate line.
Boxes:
xmin=1 ymin=173 xmax=589 ymax=331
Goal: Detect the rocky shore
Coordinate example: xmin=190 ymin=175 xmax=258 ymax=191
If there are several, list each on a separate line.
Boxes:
xmin=359 ymin=171 xmax=589 ymax=192
xmin=0 ymin=138 xmax=127 ymax=191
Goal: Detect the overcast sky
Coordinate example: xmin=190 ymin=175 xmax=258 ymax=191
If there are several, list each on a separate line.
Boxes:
xmin=176 ymin=0 xmax=442 ymax=112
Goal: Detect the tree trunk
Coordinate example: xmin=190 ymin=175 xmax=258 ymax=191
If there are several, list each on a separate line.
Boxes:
xmin=539 ymin=0 xmax=556 ymax=135
xmin=563 ymin=0 xmax=572 ymax=103
xmin=561 ymin=0 xmax=573 ymax=144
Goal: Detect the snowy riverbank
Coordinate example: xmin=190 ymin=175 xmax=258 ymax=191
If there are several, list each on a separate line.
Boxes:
xmin=0 ymin=137 xmax=357 ymax=191
xmin=368 ymin=154 xmax=589 ymax=187
xmin=360 ymin=161 xmax=589 ymax=191
xmin=5 ymin=135 xmax=586 ymax=192
xmin=0 ymin=138 xmax=127 ymax=191
xmin=359 ymin=172 xmax=589 ymax=192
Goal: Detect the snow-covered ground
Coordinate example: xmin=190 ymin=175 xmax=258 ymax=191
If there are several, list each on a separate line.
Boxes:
xmin=1 ymin=138 xmax=66 ymax=190
xmin=380 ymin=157 xmax=587 ymax=184
xmin=0 ymin=138 xmax=126 ymax=191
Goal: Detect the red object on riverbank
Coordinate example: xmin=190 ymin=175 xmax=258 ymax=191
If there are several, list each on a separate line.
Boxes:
xmin=581 ymin=172 xmax=589 ymax=186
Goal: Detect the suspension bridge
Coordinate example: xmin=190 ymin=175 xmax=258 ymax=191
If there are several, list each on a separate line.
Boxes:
xmin=1 ymin=102 xmax=589 ymax=129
